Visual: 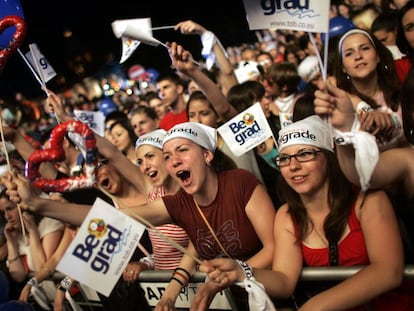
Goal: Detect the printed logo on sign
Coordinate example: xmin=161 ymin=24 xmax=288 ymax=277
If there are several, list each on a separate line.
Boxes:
xmin=77 ymin=112 xmax=97 ymax=130
xmin=278 ymin=130 xmax=316 ymax=145
xmin=228 ymin=112 xmax=264 ymax=145
xmin=261 ymin=0 xmax=319 ymax=18
xmin=72 ymin=218 xmax=125 ymax=274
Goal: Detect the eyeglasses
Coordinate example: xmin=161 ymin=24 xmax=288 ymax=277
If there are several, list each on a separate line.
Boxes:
xmin=274 ymin=149 xmax=321 ymax=167
xmin=97 ymin=158 xmax=109 ymax=169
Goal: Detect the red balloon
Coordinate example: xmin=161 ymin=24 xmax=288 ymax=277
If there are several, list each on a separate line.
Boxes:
xmin=0 ymin=0 xmax=25 ymax=48
xmin=0 ymin=15 xmax=26 ymax=72
xmin=26 ymin=120 xmax=98 ymax=193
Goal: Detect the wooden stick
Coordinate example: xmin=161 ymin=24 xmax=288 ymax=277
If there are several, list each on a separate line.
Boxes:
xmin=98 ymin=186 xmax=203 ymax=265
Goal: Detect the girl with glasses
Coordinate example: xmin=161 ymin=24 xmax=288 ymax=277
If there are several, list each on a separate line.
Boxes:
xmin=198 ymin=115 xmax=414 ymax=310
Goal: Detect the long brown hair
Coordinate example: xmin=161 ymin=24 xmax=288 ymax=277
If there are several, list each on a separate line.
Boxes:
xmin=334 ymin=29 xmax=401 ymax=112
xmin=277 ymin=150 xmax=356 ymax=244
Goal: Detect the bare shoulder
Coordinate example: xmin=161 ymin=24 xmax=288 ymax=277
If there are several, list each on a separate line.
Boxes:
xmin=355 ymin=189 xmax=393 ymax=220
xmin=275 ymin=204 xmax=292 ymax=223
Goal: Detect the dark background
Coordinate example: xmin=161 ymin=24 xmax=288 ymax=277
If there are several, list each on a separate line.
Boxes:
xmin=0 ymin=0 xmax=258 ymax=99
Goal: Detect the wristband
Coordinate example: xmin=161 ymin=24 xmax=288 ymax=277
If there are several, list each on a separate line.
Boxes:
xmin=6 ymin=255 xmax=19 ymax=267
xmin=27 ymin=277 xmax=39 ymax=288
xmin=356 ymin=101 xmax=373 ymax=115
xmin=139 ymin=256 xmax=154 ymax=270
xmin=236 ymin=260 xmax=254 ymax=281
xmin=60 ymin=276 xmax=73 ymax=291
xmin=334 ymin=130 xmax=355 ymax=146
xmin=201 ymin=31 xmax=216 ymax=56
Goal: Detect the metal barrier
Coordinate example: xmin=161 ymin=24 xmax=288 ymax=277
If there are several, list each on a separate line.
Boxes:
xmin=138 ymin=265 xmax=414 ymax=282
xmin=47 ymin=265 xmax=414 ymax=310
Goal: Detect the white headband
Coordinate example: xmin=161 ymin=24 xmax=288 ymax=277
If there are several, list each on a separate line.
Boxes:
xmin=277 ymin=115 xmax=334 ymax=152
xmin=338 ymin=28 xmax=375 ymax=54
xmin=163 ymin=122 xmax=217 ymax=152
xmin=135 ymin=129 xmax=166 ymax=150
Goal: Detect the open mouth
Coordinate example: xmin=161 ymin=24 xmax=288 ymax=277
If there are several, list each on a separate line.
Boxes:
xmin=100 ymin=177 xmax=110 ymax=188
xmin=176 ymin=170 xmax=190 ymax=182
xmin=148 ymin=171 xmax=158 ymax=178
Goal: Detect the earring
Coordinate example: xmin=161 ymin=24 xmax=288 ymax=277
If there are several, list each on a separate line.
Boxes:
xmin=345 ymin=73 xmax=350 ymax=80
xmin=384 ymin=64 xmax=389 ymax=71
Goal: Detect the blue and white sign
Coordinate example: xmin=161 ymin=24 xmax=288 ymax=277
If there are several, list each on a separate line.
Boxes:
xmin=242 ymin=0 xmax=330 ymax=33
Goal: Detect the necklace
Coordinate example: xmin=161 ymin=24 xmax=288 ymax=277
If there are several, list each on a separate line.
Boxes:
xmin=313 ymin=227 xmax=329 ymax=247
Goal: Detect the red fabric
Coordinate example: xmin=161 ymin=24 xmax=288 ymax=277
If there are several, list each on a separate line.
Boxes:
xmin=159 ymin=110 xmax=188 ymax=131
xmin=395 ymin=56 xmax=412 ymax=83
xmin=162 ymin=169 xmax=262 ymax=260
xmin=299 ymin=204 xmax=414 ymax=310
xmin=301 ymin=205 xmax=368 ymax=267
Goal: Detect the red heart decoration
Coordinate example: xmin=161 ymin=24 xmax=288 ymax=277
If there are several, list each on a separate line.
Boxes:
xmin=0 ymin=15 xmax=26 ymax=72
xmin=26 ymin=120 xmax=98 ymax=193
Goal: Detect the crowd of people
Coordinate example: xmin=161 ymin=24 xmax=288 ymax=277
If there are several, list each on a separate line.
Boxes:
xmin=1 ymin=0 xmax=414 ymax=310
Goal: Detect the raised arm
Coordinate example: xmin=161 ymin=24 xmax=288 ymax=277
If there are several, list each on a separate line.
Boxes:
xmin=168 ymin=41 xmax=238 ymax=122
xmin=175 ymin=20 xmax=238 ymax=95
xmin=95 ymin=133 xmax=149 ymax=195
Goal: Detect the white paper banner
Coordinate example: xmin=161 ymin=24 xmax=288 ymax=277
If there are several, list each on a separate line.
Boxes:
xmin=218 ymin=103 xmax=273 ymax=157
xmin=111 ymin=17 xmax=152 ymax=63
xmin=56 ymin=198 xmax=146 ymax=297
xmin=242 ymin=0 xmax=330 ymax=33
xmin=25 ymin=43 xmax=57 ymax=83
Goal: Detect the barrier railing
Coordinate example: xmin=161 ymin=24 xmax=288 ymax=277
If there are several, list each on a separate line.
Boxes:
xmin=45 ymin=265 xmax=414 ymax=310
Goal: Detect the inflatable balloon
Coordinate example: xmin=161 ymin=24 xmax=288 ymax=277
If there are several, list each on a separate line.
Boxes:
xmin=321 ymin=16 xmax=355 ymax=42
xmin=26 ymin=120 xmax=98 ymax=193
xmin=0 ymin=0 xmax=25 ymax=49
xmin=0 ymin=15 xmax=26 ymax=71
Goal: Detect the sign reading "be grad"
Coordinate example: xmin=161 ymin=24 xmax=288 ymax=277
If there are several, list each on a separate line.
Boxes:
xmin=242 ymin=0 xmax=329 ymax=33
xmin=56 ymin=198 xmax=146 ymax=296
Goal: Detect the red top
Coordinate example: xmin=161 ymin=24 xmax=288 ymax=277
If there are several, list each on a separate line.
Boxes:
xmin=298 ymin=203 xmax=414 ymax=310
xmin=162 ymin=169 xmax=262 ymax=260
xmin=159 ymin=110 xmax=188 ymax=131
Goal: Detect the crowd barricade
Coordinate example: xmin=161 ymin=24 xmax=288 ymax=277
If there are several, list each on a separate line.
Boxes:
xmin=46 ymin=265 xmax=414 ymax=310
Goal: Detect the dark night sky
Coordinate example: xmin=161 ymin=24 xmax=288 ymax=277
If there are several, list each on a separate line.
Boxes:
xmin=0 ymin=0 xmax=258 ymax=98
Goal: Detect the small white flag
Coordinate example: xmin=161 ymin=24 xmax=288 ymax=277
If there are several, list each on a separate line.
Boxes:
xmin=120 ymin=38 xmax=141 ymax=64
xmin=218 ymin=103 xmax=273 ymax=157
xmin=25 ymin=43 xmax=56 ymax=83
xmin=111 ymin=18 xmax=152 ymax=63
